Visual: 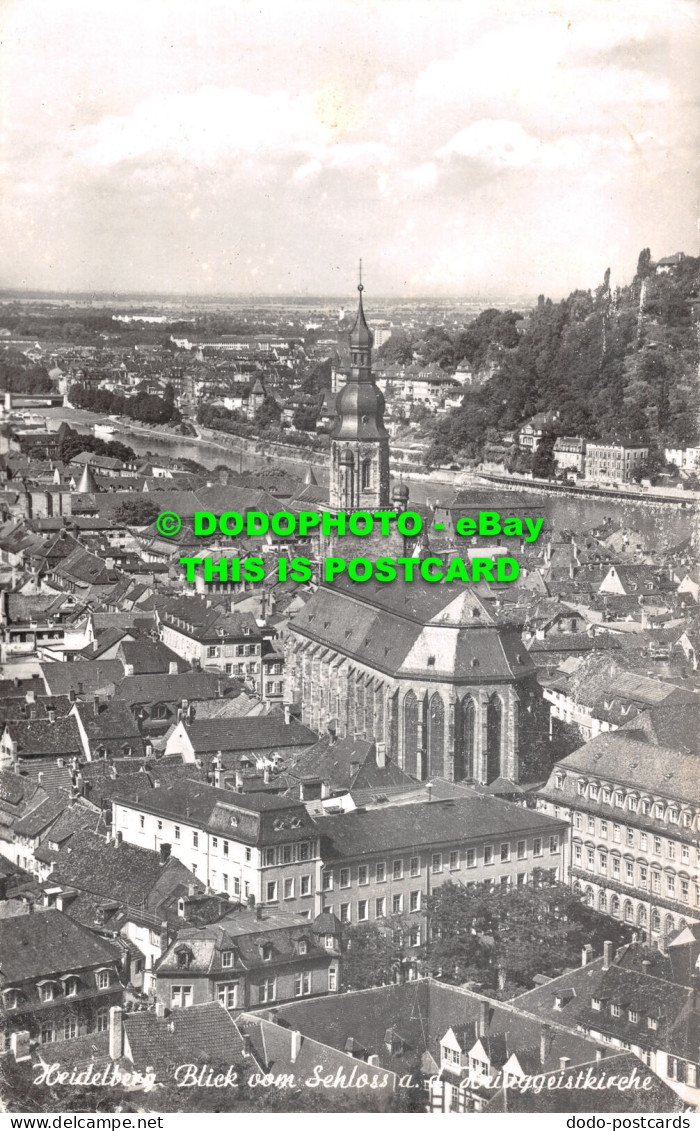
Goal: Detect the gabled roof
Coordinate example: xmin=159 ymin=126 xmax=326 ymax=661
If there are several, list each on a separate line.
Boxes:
xmin=124 ymin=1002 xmax=250 ymax=1076
xmin=178 ymin=714 xmax=317 ymax=754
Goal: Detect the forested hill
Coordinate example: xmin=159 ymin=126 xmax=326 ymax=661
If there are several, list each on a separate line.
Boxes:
xmin=421 ymin=250 xmax=700 ymax=466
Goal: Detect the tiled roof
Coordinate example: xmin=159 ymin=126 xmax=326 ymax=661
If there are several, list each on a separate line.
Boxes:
xmin=180 ymin=714 xmax=317 ymax=754
xmin=40 ymin=660 xmax=124 ymax=698
xmin=545 ymin=731 xmax=699 ymax=806
xmin=0 ymin=907 xmax=121 ymax=982
xmin=124 ymin=1002 xmax=248 ymax=1076
xmin=117 ymin=670 xmax=237 ymax=706
xmin=3 ymin=715 xmax=82 ymax=759
xmin=314 ymin=791 xmax=566 ymax=860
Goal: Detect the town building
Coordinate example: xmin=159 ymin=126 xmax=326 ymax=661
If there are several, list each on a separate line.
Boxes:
xmin=537 ymin=731 xmax=699 ymax=939
xmin=155 ymin=905 xmax=341 ymax=1012
xmin=553 ymin=435 xmax=586 ymax=474
xmin=585 ymin=443 xmax=649 ymax=483
xmin=315 ymin=792 xmax=569 ymax=943
xmin=0 ymin=908 xmax=123 ymax=1054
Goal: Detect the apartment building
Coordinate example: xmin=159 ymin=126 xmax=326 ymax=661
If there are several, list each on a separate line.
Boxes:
xmin=585 ymin=443 xmax=648 ymax=483
xmin=157 ymin=596 xmax=264 ymax=692
xmin=314 ymin=793 xmax=569 ymax=945
xmin=538 ymin=732 xmax=699 ymax=938
xmin=112 ymin=779 xmax=323 ymax=917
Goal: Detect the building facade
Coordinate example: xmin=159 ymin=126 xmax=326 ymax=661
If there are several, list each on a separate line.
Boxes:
xmin=585 ymin=443 xmax=648 ymax=483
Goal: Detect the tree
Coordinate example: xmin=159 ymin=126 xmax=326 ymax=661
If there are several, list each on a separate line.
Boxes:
xmin=112 ymin=496 xmax=160 ymax=526
xmin=342 ymin=917 xmax=417 ymax=990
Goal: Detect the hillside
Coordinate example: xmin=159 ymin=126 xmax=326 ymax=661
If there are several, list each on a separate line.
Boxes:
xmin=423 ymin=250 xmax=700 ymax=466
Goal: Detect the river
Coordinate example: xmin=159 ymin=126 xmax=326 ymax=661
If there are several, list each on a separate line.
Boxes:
xmin=44 ymin=407 xmax=696 ymax=547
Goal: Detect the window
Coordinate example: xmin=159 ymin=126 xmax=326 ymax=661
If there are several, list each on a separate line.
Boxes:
xmin=591 ymin=998 xmax=601 ymax=1011
xmin=174 ymin=825 xmax=180 ymax=841
xmin=640 ymin=833 xmax=648 ymax=851
xmin=431 ymin=854 xmax=442 ymax=873
xmin=626 ymin=827 xmax=634 ymax=846
xmin=259 ymin=978 xmax=276 ymax=1003
xmin=358 ymin=865 xmax=368 ymax=886
xmin=64 ymin=1019 xmax=77 ymax=1040
xmin=667 ymin=875 xmax=675 ymax=897
xmin=284 ymin=878 xmax=294 ymax=900
xmin=500 ymin=843 xmax=511 ymax=863
xmin=171 ymin=985 xmax=192 ymax=1008
xmin=324 ymin=934 xmax=335 ymax=949
xmin=139 ymin=815 xmax=145 ymax=829
xmin=96 ymin=1007 xmax=109 ymax=1032
xmin=39 ymin=983 xmax=54 ymax=1003
xmin=667 ymin=842 xmax=676 ymax=860
xmin=217 ymin=983 xmax=238 ymax=1009
xmin=322 ymin=871 xmax=333 ymax=891
xmin=647 ymin=1017 xmax=658 ymax=1030
xmin=612 ymin=856 xmax=620 ymax=878
xmin=588 ymin=816 xmax=595 ymax=834
xmin=328 ymin=968 xmax=337 ymax=992
xmin=602 ymin=788 xmax=611 ymax=804
xmin=212 ymin=837 xmax=218 ymax=850
xmin=628 ymin=1010 xmax=639 ymax=1024
xmin=600 ymin=820 xmax=608 ymax=838
xmin=653 ymin=837 xmax=662 ymax=855
xmin=300 ymin=875 xmax=311 ymax=896
xmin=266 ymin=881 xmax=278 ymax=902
xmin=626 ymin=861 xmax=634 ymax=883
xmin=221 ymin=950 xmax=234 ymax=968
xmin=610 ymin=1003 xmax=621 ymax=1018
xmin=614 ymin=792 xmax=623 ymax=808
xmin=375 ymin=897 xmax=386 ymax=918
xmin=613 ymin=824 xmax=621 ymax=842
xmin=587 ymin=848 xmax=595 ymax=870
xmin=681 ymin=845 xmax=690 ymax=864
xmin=392 ymin=894 xmax=404 ymax=914
xmin=556 ymin=773 xmax=566 ymax=790
xmin=227 ymin=843 xmax=233 ymax=858
xmin=265 ymin=849 xmax=275 ymax=866
xmin=599 ymin=851 xmax=608 ymax=872
xmin=283 ymin=846 xmax=292 ymax=864
xmin=376 ymin=862 xmax=386 ymax=882
xmin=340 ymin=868 xmax=350 ymax=888
xmin=410 ymin=890 xmax=420 ymax=912
xmin=450 ymin=850 xmax=460 ymax=870
xmin=549 ymin=836 xmax=559 ymax=855
xmin=40 ymin=1026 xmax=55 ymax=1045
xmin=261 ymin=944 xmax=272 ymax=962
xmin=681 ymin=879 xmax=689 ymax=903
xmin=358 ymin=900 xmax=368 ymax=922
xmin=298 ymin=939 xmax=308 ymax=955
xmin=483 ymin=846 xmax=494 ymax=866
xmin=466 ymin=848 xmax=476 ymax=868
xmin=533 ymin=839 xmax=543 ymax=858
xmin=574 ymin=813 xmax=582 ymax=831
xmin=299 ymin=842 xmax=310 ymax=861
xmin=393 ymin=859 xmax=403 ymax=880
xmin=339 ymin=903 xmax=350 ymax=923
xmin=410 ymin=856 xmax=419 ymax=876
xmin=409 ymin=926 xmax=420 ymax=947
xmin=655 ymin=804 xmax=664 ymax=820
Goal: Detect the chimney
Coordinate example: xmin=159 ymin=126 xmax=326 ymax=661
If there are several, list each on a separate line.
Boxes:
xmin=188 ymin=883 xmax=196 ymax=897
xmin=581 ymin=944 xmax=594 ymax=967
xmin=47 ymin=708 xmax=55 ymax=724
xmin=169 ymin=661 xmax=178 ymax=675
xmin=290 ymin=1030 xmax=302 ymax=1064
xmin=159 ymin=843 xmax=171 ymax=864
xmin=375 ymin=742 xmax=386 ymax=769
xmin=263 ymin=767 xmax=270 ymax=785
xmin=25 ymin=689 xmax=36 ymax=705
xmin=94 ymin=696 xmax=101 ymax=716
xmin=559 ymin=1056 xmax=570 ymax=1070
xmin=478 ymin=999 xmax=489 ymax=1039
xmin=115 ymin=831 xmax=123 ymax=845
xmin=155 ymin=1000 xmax=166 ymax=1019
xmin=109 ymin=1005 xmax=124 ymax=1061
xmin=242 ymin=1034 xmax=251 ymax=1057
xmin=234 ymin=770 xmax=244 ymax=791
xmin=255 ymin=905 xmax=263 ymax=920
xmin=603 ymin=940 xmax=614 ymax=970
xmin=595 ymin=1048 xmax=603 ymax=1062
xmin=11 ymin=1031 xmax=31 ymax=1062
xmin=247 ymin=893 xmax=255 ymax=910
xmin=283 ymin=704 xmax=291 ymax=725
xmin=540 ymin=1025 xmax=551 ymax=1067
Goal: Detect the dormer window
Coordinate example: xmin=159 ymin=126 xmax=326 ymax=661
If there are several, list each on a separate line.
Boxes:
xmin=647 ymin=1017 xmax=658 ymax=1030
xmin=610 ymin=1003 xmax=621 ymax=1018
xmin=556 ymin=774 xmax=565 ymax=790
xmin=554 ymin=995 xmax=563 ymax=1010
xmin=591 ymin=997 xmax=601 ymax=1011
xmin=261 ymin=944 xmax=272 ymax=962
xmin=96 ymin=970 xmax=111 ymax=989
xmin=38 ymin=981 xmax=55 ymax=1002
xmin=3 ymin=989 xmax=18 ymax=1010
xmin=64 ymin=976 xmax=79 ymax=997
xmin=221 ymin=950 xmax=234 ymax=968
xmin=176 ymin=949 xmax=191 ymax=970
xmin=298 ymin=939 xmax=308 ymax=956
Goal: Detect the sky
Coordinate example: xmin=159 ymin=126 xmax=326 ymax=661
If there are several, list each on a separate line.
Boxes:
xmin=1 ymin=0 xmax=699 ymax=298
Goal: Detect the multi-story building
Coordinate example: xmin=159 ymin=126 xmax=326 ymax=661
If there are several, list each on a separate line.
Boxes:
xmin=155 ymin=905 xmax=341 ymax=1012
xmin=157 ymin=596 xmax=264 ymax=692
xmin=314 ymin=792 xmax=569 ymax=945
xmin=584 ymin=443 xmax=648 ymax=483
xmin=112 ymin=779 xmax=323 ymax=917
xmin=0 ymin=909 xmax=123 ymax=1055
xmin=538 ymin=731 xmax=699 ymax=939
xmin=553 ymin=435 xmax=586 ymax=474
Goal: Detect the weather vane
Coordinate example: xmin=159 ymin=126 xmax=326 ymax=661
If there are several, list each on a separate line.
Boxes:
xmin=358 ymin=258 xmax=363 ymax=292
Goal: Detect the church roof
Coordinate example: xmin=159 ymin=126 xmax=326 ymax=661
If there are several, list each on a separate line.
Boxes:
xmin=349 ymin=284 xmax=373 ymax=350
xmin=76 ymin=463 xmax=100 ymax=494
xmin=289 ymin=576 xmax=533 ymax=683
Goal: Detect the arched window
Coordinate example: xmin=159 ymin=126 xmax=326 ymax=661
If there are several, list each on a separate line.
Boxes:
xmin=486 ymin=696 xmax=502 ymax=784
xmin=403 ymin=691 xmax=419 ymax=778
xmin=598 ymin=891 xmax=607 ymax=912
xmin=624 ymin=900 xmax=633 ymax=923
xmin=611 ymin=895 xmax=620 ymax=918
xmin=455 ymin=696 xmax=475 ymax=781
xmin=637 ymin=904 xmax=647 ymax=926
xmin=427 ymin=694 xmax=444 ymax=779
xmin=651 ymin=909 xmax=661 ymax=934
xmin=585 ymin=887 xmax=594 ymax=907
xmin=361 ymin=459 xmax=372 ymax=491
xmin=664 ymin=914 xmax=675 ymax=937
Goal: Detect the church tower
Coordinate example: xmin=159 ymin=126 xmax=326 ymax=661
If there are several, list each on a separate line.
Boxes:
xmin=329 ymin=276 xmax=390 ymax=510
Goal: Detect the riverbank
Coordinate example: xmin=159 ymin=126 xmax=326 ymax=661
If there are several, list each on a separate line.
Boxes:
xmin=476 ymin=469 xmax=700 ymax=509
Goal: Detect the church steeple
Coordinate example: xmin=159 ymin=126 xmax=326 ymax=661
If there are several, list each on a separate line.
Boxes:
xmin=329 ymin=270 xmax=390 ymax=510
